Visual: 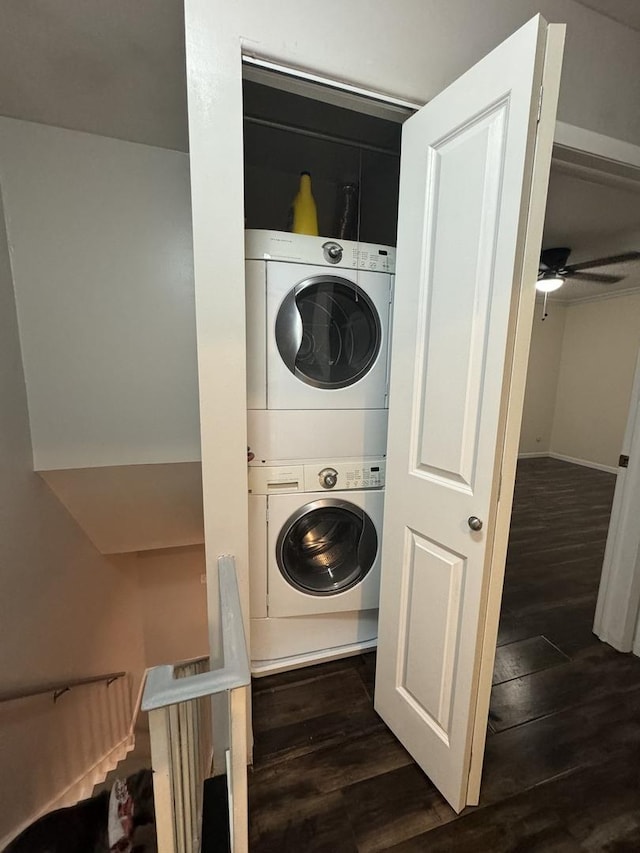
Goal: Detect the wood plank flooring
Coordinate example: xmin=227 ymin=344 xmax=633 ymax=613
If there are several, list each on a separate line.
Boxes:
xmin=247 ymin=458 xmax=640 ymax=851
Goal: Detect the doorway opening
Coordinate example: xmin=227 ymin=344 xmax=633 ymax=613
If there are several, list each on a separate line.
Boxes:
xmin=240 ymin=52 xmax=640 ymax=846
xmin=492 ymin=161 xmax=640 ymax=733
xmin=243 ymin=60 xmax=410 ymax=678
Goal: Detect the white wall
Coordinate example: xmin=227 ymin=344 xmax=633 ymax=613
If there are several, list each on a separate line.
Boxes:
xmin=228 ymin=1 xmax=640 ymax=143
xmin=0 ymin=117 xmax=199 ymax=471
xmin=0 ymin=184 xmax=146 ymax=843
xmin=551 ymin=293 xmax=640 ymax=469
xmin=519 ymin=301 xmax=567 ymax=454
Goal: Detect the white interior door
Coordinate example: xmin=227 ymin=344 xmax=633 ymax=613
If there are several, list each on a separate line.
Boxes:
xmin=375 ymin=15 xmax=565 ymax=812
xmin=594 ymin=347 xmax=640 ymax=652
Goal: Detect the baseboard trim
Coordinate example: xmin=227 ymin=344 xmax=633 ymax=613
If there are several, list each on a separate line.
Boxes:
xmin=518 ymin=451 xmax=617 ymax=474
xmin=251 ymin=637 xmax=378 ymax=678
xmin=548 ymin=452 xmax=618 ymax=474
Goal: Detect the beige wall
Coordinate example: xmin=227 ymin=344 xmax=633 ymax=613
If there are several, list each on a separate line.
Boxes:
xmin=520 ymin=292 xmax=640 ymax=468
xmin=0 ymin=185 xmax=146 ymax=842
xmin=135 ymin=546 xmax=209 ymax=667
xmin=519 ymin=301 xmax=567 ymax=454
xmin=551 ymin=293 xmax=640 ymax=469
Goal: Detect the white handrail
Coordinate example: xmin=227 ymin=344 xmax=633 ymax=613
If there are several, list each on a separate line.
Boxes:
xmin=141 ymin=555 xmax=250 ymax=712
xmin=142 ymin=555 xmax=250 ymax=853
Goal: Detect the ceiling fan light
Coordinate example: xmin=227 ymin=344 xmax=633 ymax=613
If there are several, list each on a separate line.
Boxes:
xmin=536 ymin=274 xmax=564 ymax=293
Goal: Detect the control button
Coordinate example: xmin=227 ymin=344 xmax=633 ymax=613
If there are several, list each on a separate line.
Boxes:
xmin=319 ymin=467 xmax=338 ymax=489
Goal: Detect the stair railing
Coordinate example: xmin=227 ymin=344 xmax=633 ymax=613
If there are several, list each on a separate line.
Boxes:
xmin=0 ymin=671 xmax=126 ymax=704
xmin=142 ymin=554 xmax=250 ymax=853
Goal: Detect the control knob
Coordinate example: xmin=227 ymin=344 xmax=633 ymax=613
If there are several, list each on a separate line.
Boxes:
xmin=319 ymin=467 xmax=338 ymax=489
xmin=322 ymin=241 xmax=343 ymax=264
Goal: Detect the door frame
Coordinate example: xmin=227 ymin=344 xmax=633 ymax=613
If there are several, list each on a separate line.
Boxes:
xmin=183 ymin=15 xmax=640 ymax=775
xmin=594 ymin=347 xmax=640 ymax=653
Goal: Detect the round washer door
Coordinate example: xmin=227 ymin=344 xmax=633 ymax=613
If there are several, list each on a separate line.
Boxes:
xmin=276 ymin=498 xmax=378 ymax=596
xmin=275 ymin=275 xmax=382 ymax=390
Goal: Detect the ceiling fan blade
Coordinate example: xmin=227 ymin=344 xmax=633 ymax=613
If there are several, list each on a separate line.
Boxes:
xmin=566 ymin=251 xmax=640 ymax=272
xmin=566 ymin=271 xmax=625 ymax=284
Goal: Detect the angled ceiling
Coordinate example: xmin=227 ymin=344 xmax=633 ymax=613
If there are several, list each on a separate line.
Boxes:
xmin=544 ymin=166 xmax=640 ymax=253
xmin=1 ymin=1 xmax=640 ymax=306
xmin=1 ymin=1 xmax=640 ymax=154
xmin=543 ymin=165 xmax=640 ymax=302
xmin=573 ymin=0 xmax=640 ymax=33
xmin=0 ymin=0 xmax=188 ymax=151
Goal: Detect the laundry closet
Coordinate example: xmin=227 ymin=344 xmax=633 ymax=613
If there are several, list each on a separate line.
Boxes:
xmin=241 ymin=67 xmax=411 ymax=674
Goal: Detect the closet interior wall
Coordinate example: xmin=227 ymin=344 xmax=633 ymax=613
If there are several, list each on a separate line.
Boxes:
xmin=242 ymin=77 xmax=403 ymax=244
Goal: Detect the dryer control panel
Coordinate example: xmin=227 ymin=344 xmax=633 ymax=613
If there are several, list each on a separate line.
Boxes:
xmin=245 ymin=229 xmax=396 ymax=273
xmin=248 ymin=459 xmax=385 ymax=494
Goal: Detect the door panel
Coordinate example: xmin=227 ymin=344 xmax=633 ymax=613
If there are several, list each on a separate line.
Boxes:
xmin=375 ymin=15 xmax=564 ymax=812
xmin=415 ymin=105 xmax=507 ymax=486
xmin=398 ymin=532 xmax=464 ymax=739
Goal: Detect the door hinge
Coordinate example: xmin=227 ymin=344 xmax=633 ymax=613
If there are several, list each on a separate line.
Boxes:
xmin=619 ymin=454 xmax=630 ymax=468
xmin=536 ymin=85 xmax=543 ymax=124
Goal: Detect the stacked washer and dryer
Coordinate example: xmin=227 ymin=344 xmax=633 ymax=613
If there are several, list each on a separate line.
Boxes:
xmin=245 ymin=229 xmax=395 ymax=674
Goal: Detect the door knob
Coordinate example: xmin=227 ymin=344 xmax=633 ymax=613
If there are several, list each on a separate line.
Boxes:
xmin=468 ymin=516 xmax=483 ymax=531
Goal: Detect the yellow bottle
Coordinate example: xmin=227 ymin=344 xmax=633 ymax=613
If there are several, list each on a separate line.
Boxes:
xmin=291 ymin=171 xmax=319 ymax=236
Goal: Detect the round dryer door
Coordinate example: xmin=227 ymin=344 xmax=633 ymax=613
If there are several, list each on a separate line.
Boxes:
xmin=275 ymin=275 xmax=382 ymax=389
xmin=276 ymin=498 xmax=378 ymax=596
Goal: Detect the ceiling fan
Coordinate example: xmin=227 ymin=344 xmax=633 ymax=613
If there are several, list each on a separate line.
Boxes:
xmin=537 ymin=247 xmax=640 ymax=293
xmin=536 ymin=246 xmax=640 ymax=320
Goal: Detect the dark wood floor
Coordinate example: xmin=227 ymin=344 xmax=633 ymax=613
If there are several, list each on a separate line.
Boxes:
xmin=248 ymin=458 xmax=640 ymax=852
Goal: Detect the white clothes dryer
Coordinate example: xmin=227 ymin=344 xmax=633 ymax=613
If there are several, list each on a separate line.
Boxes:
xmin=246 ymin=230 xmax=395 ymax=413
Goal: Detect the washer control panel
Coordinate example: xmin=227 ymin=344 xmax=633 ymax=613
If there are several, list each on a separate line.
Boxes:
xmin=248 ymin=459 xmax=385 ymax=494
xmin=307 ymin=459 xmax=385 ymax=491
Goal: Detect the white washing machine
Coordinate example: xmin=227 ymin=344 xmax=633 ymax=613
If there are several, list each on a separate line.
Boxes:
xmin=246 ymin=230 xmax=395 ymax=462
xmin=248 ymin=458 xmax=385 ymax=674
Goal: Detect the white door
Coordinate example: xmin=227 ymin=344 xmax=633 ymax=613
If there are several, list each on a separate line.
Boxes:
xmin=375 ymin=15 xmax=565 ymax=812
xmin=594 ymin=347 xmax=640 ymax=652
